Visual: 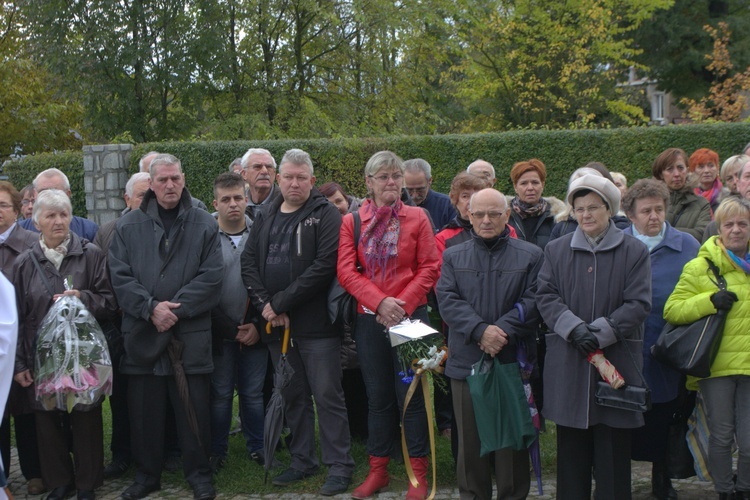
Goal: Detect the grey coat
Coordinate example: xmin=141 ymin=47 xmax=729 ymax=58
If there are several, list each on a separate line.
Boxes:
xmin=536 ymin=221 xmax=651 ymax=429
xmin=109 ymin=188 xmax=223 ymax=375
xmin=437 ymin=229 xmax=543 ymax=380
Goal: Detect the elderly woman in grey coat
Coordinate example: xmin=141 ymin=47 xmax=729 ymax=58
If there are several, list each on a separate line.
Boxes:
xmin=537 ymin=174 xmax=651 ymax=500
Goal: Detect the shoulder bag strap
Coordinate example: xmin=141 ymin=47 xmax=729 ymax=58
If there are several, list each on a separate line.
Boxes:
xmin=353 ymin=211 xmax=361 ymax=270
xmin=704 ymin=257 xmax=727 ymax=291
xmin=30 ymin=253 xmax=56 ymax=297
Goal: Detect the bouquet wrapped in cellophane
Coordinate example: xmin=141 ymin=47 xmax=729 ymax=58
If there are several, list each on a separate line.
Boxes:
xmin=34 ymin=279 xmax=112 ymax=412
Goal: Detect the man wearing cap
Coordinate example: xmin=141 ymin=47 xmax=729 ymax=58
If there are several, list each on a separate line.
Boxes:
xmin=536 ymin=174 xmax=651 ymax=499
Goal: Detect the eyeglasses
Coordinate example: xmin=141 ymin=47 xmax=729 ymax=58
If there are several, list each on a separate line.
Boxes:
xmin=22 ymin=199 xmax=34 ymax=206
xmin=247 ymin=163 xmax=275 ymax=172
xmin=573 ymin=205 xmax=607 ymax=216
xmin=470 ymin=210 xmax=505 ymax=220
xmin=0 ymin=203 xmax=13 ymax=210
xmin=369 ymin=173 xmax=403 ymax=183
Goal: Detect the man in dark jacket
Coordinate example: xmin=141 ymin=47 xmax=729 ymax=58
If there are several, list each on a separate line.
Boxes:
xmin=109 ymin=154 xmax=223 ymax=500
xmin=403 ymin=158 xmax=457 ymax=231
xmin=437 ymin=188 xmax=544 ymax=500
xmin=241 ymin=149 xmax=354 ymax=496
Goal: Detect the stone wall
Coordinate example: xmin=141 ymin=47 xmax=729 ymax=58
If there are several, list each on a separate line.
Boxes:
xmin=83 ymin=144 xmax=132 ymax=226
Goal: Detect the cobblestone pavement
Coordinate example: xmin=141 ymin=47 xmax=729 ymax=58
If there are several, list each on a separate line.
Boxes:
xmin=6 ymin=447 xmax=717 ymax=499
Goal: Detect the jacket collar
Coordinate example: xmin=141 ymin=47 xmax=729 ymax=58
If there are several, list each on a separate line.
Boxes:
xmin=358 ymin=198 xmax=409 ymax=225
xmin=140 ymin=187 xmax=194 ymax=221
xmin=32 ymin=231 xmax=84 ymax=262
xmin=2 ymin=224 xmax=34 ymax=253
xmin=625 ymin=222 xmax=684 ymax=254
xmin=469 ymin=226 xmax=511 ymax=251
xmin=570 ymin=220 xmax=623 ymax=252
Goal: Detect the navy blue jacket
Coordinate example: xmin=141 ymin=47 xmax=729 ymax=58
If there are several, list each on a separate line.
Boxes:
xmin=20 ymin=215 xmax=98 ymax=241
xmin=624 ymin=223 xmax=700 ymax=403
xmin=420 ymin=189 xmax=456 ymax=232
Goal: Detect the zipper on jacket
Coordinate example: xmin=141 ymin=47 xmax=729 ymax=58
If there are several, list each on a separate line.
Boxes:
xmin=296 ymin=222 xmax=302 ymax=257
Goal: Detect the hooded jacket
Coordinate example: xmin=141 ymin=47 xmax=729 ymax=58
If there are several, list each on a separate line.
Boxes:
xmin=664 ymin=236 xmax=750 ymax=386
xmin=109 ymin=187 xmax=223 ymax=375
xmin=241 ymin=187 xmax=341 ymax=341
xmin=537 ymin=221 xmax=651 ymax=429
xmin=437 ymin=228 xmax=543 ymax=380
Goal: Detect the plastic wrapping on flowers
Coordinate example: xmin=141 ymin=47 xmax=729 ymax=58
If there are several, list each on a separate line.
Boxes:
xmin=396 ymin=333 xmax=448 ymax=393
xmin=34 ymin=290 xmax=112 ymax=412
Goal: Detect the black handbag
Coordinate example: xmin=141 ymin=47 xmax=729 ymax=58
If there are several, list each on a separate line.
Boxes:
xmin=328 ymin=211 xmax=361 ymax=329
xmin=594 ymin=320 xmax=652 ymax=413
xmin=651 ymin=258 xmax=728 ymax=379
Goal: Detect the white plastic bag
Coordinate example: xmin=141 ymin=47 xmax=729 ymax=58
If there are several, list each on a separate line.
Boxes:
xmin=34 ymin=284 xmax=112 ymax=412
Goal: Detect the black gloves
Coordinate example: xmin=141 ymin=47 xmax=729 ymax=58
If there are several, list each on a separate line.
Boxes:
xmin=569 ymin=323 xmax=600 ymax=355
xmin=711 ymin=290 xmax=738 ymax=311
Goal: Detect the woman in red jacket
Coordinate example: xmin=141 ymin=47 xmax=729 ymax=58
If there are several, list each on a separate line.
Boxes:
xmin=337 ymin=151 xmax=439 ymax=500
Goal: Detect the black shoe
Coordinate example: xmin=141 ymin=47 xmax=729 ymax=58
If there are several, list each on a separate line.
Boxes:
xmin=103 ymin=458 xmax=131 ymax=479
xmin=652 ymin=461 xmax=678 ymax=500
xmin=120 ymin=481 xmax=161 ymax=500
xmin=47 ymin=484 xmax=75 ymax=500
xmin=208 ymin=455 xmax=225 ymax=475
xmin=77 ymin=490 xmax=95 ymax=500
xmin=163 ymin=455 xmax=180 ymax=473
xmin=192 ymin=483 xmax=216 ymax=500
xmin=272 ymin=467 xmax=317 ymax=486
xmin=249 ymin=451 xmax=265 ymax=466
xmin=319 ymin=475 xmax=350 ymax=496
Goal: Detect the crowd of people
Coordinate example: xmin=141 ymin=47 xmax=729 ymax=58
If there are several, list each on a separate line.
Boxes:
xmin=0 ymin=142 xmax=748 ymax=500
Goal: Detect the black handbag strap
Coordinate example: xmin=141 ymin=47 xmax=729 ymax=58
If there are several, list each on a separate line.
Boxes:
xmin=705 ymin=257 xmax=726 ymax=291
xmin=608 ymin=318 xmax=650 ymax=389
xmin=30 ymin=253 xmax=56 ymax=298
xmin=352 ymin=211 xmax=361 ymax=269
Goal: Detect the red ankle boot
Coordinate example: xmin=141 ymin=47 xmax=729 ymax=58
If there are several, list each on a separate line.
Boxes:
xmin=405 ymin=456 xmax=429 ymax=500
xmin=352 ymin=455 xmax=390 ymax=499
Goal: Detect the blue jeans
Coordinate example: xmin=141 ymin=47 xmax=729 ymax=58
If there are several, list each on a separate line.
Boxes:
xmin=699 ymin=375 xmax=750 ymax=494
xmin=355 ymin=310 xmax=429 ymax=458
xmin=210 ymin=341 xmax=268 ymax=457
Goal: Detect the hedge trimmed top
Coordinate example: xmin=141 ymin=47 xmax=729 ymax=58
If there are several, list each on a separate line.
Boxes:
xmin=6 ymin=123 xmax=750 ymax=217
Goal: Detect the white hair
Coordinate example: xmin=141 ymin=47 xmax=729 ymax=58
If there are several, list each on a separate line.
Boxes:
xmin=33 ymin=168 xmax=70 ymax=191
xmin=32 ymin=189 xmax=71 ymax=225
xmin=125 ymin=172 xmax=151 ymax=198
xmin=241 ymin=148 xmax=276 ymax=170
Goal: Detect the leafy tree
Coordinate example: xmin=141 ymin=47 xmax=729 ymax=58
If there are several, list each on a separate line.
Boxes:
xmin=447 ymin=0 xmax=672 ymax=130
xmin=0 ymin=1 xmax=82 ymax=158
xmin=632 ymin=0 xmax=750 ymax=101
xmin=682 ymin=22 xmax=750 ymax=122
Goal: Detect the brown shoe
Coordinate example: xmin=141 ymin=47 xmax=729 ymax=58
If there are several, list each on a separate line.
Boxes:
xmin=28 ymin=477 xmax=46 ymax=495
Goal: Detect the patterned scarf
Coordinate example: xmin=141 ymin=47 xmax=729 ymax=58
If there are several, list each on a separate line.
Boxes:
xmin=40 ymin=232 xmax=70 ymax=271
xmin=695 ymin=178 xmax=723 ymax=208
xmin=361 ymin=200 xmax=401 ymax=280
xmin=717 ymin=237 xmax=750 ymax=274
xmin=511 ymin=196 xmax=549 ymax=219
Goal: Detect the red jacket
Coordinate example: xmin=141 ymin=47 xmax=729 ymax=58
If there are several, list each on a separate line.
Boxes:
xmin=337 ymin=200 xmax=439 ymax=316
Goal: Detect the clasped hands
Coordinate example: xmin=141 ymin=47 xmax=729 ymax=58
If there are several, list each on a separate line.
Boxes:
xmin=569 ymin=323 xmax=601 ymax=355
xmin=376 ymin=297 xmax=406 ymax=329
xmin=479 ymin=325 xmax=508 ymax=357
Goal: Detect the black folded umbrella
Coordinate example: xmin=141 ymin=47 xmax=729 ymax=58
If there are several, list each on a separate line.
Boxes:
xmin=263 ymin=324 xmax=293 ymax=483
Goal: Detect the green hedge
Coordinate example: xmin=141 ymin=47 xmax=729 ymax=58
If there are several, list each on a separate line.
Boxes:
xmin=7 ymin=123 xmax=750 ymax=214
xmin=3 ymin=150 xmax=86 ymax=216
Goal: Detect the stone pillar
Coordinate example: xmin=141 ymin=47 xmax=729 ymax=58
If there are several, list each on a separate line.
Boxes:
xmin=83 ymin=144 xmax=132 ymax=226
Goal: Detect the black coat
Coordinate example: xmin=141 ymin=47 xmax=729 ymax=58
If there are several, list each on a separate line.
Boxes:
xmin=241 ymin=188 xmax=341 ymax=341
xmin=109 ymin=188 xmax=223 ymax=375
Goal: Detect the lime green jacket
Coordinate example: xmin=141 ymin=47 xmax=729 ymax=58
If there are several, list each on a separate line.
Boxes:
xmin=664 ymin=236 xmax=750 ymax=387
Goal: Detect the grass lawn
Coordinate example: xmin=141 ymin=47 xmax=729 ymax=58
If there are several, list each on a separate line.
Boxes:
xmin=93 ymin=394 xmax=558 ymax=495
